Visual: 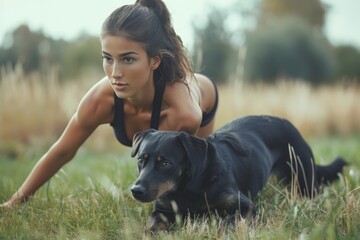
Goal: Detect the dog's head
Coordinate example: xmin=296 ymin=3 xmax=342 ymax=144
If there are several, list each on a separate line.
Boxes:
xmin=130 ymin=129 xmax=208 ymax=202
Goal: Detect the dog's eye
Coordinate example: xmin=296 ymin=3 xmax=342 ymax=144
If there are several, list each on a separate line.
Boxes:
xmin=161 ymin=162 xmax=171 ymax=168
xmin=138 ymin=158 xmax=144 ymax=164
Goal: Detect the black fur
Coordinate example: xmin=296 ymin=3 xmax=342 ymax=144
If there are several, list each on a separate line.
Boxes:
xmin=130 ymin=115 xmax=347 ymax=232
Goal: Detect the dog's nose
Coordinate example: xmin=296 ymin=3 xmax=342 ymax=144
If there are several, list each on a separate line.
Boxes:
xmin=131 ymin=185 xmax=146 ymax=198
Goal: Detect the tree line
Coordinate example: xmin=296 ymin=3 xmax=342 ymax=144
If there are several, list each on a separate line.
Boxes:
xmin=0 ymin=24 xmax=103 ymax=80
xmin=1 ymin=0 xmax=360 ymax=84
xmin=193 ymin=0 xmax=360 ymax=84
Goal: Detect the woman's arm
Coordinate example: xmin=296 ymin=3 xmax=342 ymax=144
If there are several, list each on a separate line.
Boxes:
xmin=161 ymin=80 xmax=202 ymax=135
xmin=3 ymin=114 xmax=96 ymax=207
xmin=1 ymin=78 xmax=114 ymax=208
xmin=160 ymin=74 xmax=217 ymax=137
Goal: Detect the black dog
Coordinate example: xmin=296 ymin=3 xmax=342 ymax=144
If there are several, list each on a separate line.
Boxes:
xmin=130 ymin=115 xmax=347 ymax=232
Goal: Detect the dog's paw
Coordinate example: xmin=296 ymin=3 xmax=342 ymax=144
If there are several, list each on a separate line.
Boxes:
xmin=145 ymin=221 xmax=169 ymax=235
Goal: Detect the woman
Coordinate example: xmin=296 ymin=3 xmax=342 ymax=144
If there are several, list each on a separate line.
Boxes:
xmin=1 ymin=0 xmax=218 ymax=208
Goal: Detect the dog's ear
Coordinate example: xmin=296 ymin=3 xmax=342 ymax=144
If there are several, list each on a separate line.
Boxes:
xmin=177 ymin=132 xmax=208 ymax=192
xmin=131 ymin=129 xmax=157 ymax=157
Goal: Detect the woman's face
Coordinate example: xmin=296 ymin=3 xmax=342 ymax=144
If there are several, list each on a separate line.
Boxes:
xmin=101 ymin=35 xmax=160 ymax=99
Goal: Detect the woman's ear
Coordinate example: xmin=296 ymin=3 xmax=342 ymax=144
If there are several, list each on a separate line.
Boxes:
xmin=150 ymin=55 xmax=161 ymax=70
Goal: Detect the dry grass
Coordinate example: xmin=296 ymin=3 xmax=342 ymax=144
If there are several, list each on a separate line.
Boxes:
xmin=215 ymin=80 xmax=360 ymax=137
xmin=0 ymin=66 xmax=118 ymax=158
xmin=1 ymin=66 xmax=359 ymax=157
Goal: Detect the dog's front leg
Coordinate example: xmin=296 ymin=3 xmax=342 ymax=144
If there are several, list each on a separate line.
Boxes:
xmin=147 ymin=209 xmax=175 ymax=234
xmin=237 ymin=191 xmax=256 ymax=218
xmin=222 ymin=191 xmax=256 ymax=226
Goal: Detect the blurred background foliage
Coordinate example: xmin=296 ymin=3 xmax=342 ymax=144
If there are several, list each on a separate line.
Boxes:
xmin=243 ymin=0 xmax=333 ymax=84
xmin=192 ymin=7 xmax=239 ymax=84
xmin=1 ymin=0 xmax=360 ymax=159
xmin=0 ymin=25 xmax=103 ymax=81
xmin=244 ymin=17 xmax=335 ymax=84
xmin=0 ymin=0 xmax=360 ymax=84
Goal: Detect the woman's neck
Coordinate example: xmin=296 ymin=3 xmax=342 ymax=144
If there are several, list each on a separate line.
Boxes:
xmin=126 ymin=78 xmax=156 ymax=113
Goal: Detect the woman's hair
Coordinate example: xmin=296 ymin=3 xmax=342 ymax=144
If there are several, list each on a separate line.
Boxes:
xmin=101 ymin=0 xmax=193 ymax=86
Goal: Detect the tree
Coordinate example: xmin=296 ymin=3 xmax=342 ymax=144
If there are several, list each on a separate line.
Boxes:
xmin=258 ymin=0 xmax=326 ymax=30
xmin=192 ymin=8 xmax=237 ymax=84
xmin=60 ymin=34 xmax=102 ymax=79
xmin=0 ymin=25 xmax=103 ymax=81
xmin=241 ymin=0 xmax=336 ymax=84
xmin=333 ymin=45 xmax=360 ymax=81
xmin=0 ymin=25 xmax=45 ymax=73
xmin=244 ymin=17 xmax=335 ymax=84
xmin=0 ymin=25 xmax=68 ymax=76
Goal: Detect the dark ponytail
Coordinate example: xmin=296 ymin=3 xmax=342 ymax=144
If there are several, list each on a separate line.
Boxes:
xmin=102 ymin=0 xmax=193 ymax=86
xmin=135 ymin=0 xmax=169 ymax=24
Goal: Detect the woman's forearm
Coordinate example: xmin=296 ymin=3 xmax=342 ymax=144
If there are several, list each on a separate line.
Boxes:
xmin=8 ymin=146 xmax=75 ymax=206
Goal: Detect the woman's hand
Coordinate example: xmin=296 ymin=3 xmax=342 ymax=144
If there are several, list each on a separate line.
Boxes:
xmin=0 ymin=194 xmax=23 ymax=209
xmin=0 ymin=200 xmax=15 ymax=209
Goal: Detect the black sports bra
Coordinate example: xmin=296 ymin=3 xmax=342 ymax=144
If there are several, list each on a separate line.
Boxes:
xmin=110 ymin=81 xmax=218 ymax=147
xmin=110 ymin=81 xmax=165 ymax=147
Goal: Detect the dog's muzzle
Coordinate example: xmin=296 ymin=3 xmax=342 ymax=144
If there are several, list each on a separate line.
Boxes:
xmin=131 ymin=184 xmax=148 ymax=202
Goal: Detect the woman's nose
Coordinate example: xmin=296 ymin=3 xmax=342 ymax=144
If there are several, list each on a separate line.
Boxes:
xmin=112 ymin=63 xmax=123 ymax=79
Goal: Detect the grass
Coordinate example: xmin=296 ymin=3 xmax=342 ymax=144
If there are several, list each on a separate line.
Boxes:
xmin=216 ymin=80 xmax=360 ymax=137
xmin=1 ymin=66 xmax=360 ymax=158
xmin=1 ymin=136 xmax=360 ymax=239
xmin=1 ymin=67 xmax=360 ymax=238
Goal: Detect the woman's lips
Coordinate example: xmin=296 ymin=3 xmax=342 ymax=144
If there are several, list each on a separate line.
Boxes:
xmin=113 ymin=82 xmax=128 ymax=91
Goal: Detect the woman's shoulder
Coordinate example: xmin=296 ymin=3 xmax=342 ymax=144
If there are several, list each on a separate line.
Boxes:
xmin=84 ymin=76 xmax=113 ymax=100
xmin=161 ymin=80 xmax=202 ymax=134
xmin=76 ymin=76 xmax=114 ymax=126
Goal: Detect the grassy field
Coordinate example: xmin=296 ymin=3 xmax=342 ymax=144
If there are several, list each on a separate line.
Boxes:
xmin=1 ymin=68 xmax=360 ymax=239
xmin=1 ymin=67 xmax=360 ymax=158
xmin=0 ymin=136 xmax=360 ymax=239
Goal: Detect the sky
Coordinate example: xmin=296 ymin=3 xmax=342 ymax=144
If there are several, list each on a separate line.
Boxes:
xmin=0 ymin=0 xmax=360 ymax=49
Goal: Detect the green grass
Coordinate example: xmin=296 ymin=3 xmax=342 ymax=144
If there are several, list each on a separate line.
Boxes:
xmin=1 ymin=136 xmax=360 ymax=239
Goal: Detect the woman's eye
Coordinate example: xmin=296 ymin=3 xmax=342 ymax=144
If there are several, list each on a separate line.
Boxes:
xmin=123 ymin=57 xmax=134 ymax=64
xmin=102 ymin=56 xmax=113 ymax=63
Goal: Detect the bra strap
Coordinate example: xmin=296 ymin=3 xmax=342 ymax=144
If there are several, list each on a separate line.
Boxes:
xmin=150 ymin=81 xmax=165 ymax=129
